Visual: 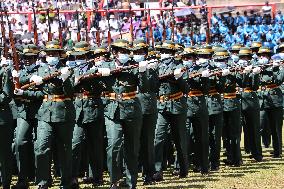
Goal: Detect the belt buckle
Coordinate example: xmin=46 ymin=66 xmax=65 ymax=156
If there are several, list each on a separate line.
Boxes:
xmin=116 ymin=94 xmax=122 ymax=100
xmin=47 ymin=95 xmax=53 ymax=101
xmin=164 ymin=95 xmax=169 ymax=101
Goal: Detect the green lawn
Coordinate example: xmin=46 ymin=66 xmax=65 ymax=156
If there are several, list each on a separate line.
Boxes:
xmin=14 ymin=132 xmax=284 ymax=189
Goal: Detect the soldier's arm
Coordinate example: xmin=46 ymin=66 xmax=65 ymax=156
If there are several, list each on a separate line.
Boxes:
xmin=215 ymin=75 xmax=226 ymax=93
xmin=62 ymin=76 xmax=74 ymax=97
xmin=251 ymin=73 xmax=260 ymax=91
xmin=200 ymin=76 xmax=210 ymax=95
xmin=273 ymin=67 xmax=284 ymax=85
xmin=0 ymin=69 xmax=13 ymax=104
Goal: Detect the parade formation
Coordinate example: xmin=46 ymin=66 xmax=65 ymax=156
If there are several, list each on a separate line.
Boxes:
xmin=0 ymin=2 xmax=284 ymax=189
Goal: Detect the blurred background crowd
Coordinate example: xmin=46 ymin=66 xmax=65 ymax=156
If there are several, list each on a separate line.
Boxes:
xmin=1 ymin=0 xmax=283 ymax=52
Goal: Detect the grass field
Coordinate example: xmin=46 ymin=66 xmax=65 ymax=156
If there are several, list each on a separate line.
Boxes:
xmin=12 ymin=132 xmax=284 ymax=189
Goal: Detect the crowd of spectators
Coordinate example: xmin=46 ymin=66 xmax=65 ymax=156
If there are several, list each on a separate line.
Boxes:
xmin=1 ymin=0 xmax=283 ymax=52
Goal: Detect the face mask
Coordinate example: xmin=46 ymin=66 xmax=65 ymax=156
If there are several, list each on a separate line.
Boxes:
xmin=117 ymin=54 xmax=129 ymax=64
xmin=252 ymin=54 xmax=258 ymax=59
xmin=76 ymin=59 xmax=87 ymax=65
xmin=215 ymin=61 xmax=227 ymax=69
xmin=259 ymin=57 xmax=269 ymax=64
xmin=196 ymin=58 xmax=209 ymax=66
xmin=5 ymin=59 xmax=13 ymax=66
xmin=95 ymin=60 xmax=102 ymax=66
xmin=46 ymin=56 xmax=59 ymax=67
xmin=66 ymin=61 xmax=77 ymax=68
xmin=25 ymin=63 xmax=36 ymax=71
xmin=160 ymin=53 xmax=171 ymax=60
xmin=183 ymin=60 xmax=193 ymax=67
xmin=231 ymin=55 xmax=239 ymax=62
xmin=238 ymin=59 xmax=248 ymax=66
xmin=133 ymin=55 xmax=145 ymax=62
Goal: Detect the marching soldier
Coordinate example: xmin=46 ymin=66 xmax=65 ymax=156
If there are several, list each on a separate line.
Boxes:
xmin=186 ymin=45 xmax=211 ymax=174
xmin=98 ymin=39 xmax=148 ymax=189
xmin=16 ymin=40 xmax=75 ymax=188
xmin=239 ymin=47 xmax=263 ymax=162
xmin=153 ymin=40 xmax=189 ymax=181
xmin=258 ymin=46 xmax=284 ymax=158
xmin=208 ymin=48 xmax=228 ymax=171
xmin=132 ymin=39 xmax=158 ymax=185
xmin=12 ymin=44 xmax=42 ymax=188
xmin=0 ymin=55 xmax=14 ymax=189
xmin=222 ymin=48 xmax=243 ymax=167
xmin=71 ymin=41 xmax=104 ymax=187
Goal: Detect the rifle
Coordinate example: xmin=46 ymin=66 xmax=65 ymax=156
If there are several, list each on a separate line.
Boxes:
xmin=78 ymin=64 xmax=139 ymax=82
xmin=76 ymin=10 xmax=81 ymax=42
xmin=20 ymin=59 xmax=96 ymax=90
xmin=0 ymin=6 xmax=7 ymax=58
xmin=129 ymin=5 xmax=134 ymax=45
xmin=32 ymin=2 xmax=38 ymax=45
xmin=161 ymin=12 xmax=166 ymax=41
xmin=190 ymin=14 xmax=194 ymax=46
xmin=106 ymin=0 xmax=111 ymax=46
xmin=5 ymin=10 xmax=20 ymax=88
xmin=171 ymin=2 xmax=175 ymax=41
xmin=93 ymin=8 xmax=100 ymax=45
xmin=148 ymin=6 xmax=154 ymax=48
xmin=47 ymin=9 xmax=52 ymax=41
xmin=57 ymin=8 xmax=63 ymax=47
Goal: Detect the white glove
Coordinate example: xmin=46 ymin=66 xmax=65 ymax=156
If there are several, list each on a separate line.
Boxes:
xmin=12 ymin=70 xmax=20 ymax=77
xmin=139 ymin=61 xmax=147 ymax=73
xmin=14 ymin=89 xmax=23 ymax=96
xmin=147 ymin=60 xmax=158 ymax=70
xmin=253 ymin=67 xmax=261 ymax=74
xmin=243 ymin=65 xmax=252 ymax=74
xmin=222 ymin=69 xmax=230 ymax=76
xmin=30 ymin=75 xmax=43 ymax=85
xmin=0 ymin=56 xmax=7 ymax=66
xmin=98 ymin=68 xmax=111 ymax=76
xmin=74 ymin=77 xmax=79 ymax=85
xmin=60 ymin=67 xmax=71 ymax=81
xmin=201 ymin=69 xmax=210 ymax=77
xmin=273 ymin=62 xmax=279 ymax=67
xmin=174 ymin=68 xmax=183 ymax=79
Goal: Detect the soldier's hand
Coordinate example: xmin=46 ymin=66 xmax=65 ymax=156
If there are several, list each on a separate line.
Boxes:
xmin=201 ymin=69 xmax=210 ymax=77
xmin=60 ymin=67 xmax=71 ymax=81
xmin=174 ymin=68 xmax=183 ymax=79
xmin=139 ymin=61 xmax=148 ymax=72
xmin=273 ymin=61 xmax=279 ymax=67
xmin=12 ymin=70 xmax=20 ymax=77
xmin=98 ymin=68 xmax=111 ymax=76
xmin=252 ymin=67 xmax=261 ymax=74
xmin=30 ymin=75 xmax=43 ymax=85
xmin=14 ymin=89 xmax=23 ymax=96
xmin=222 ymin=69 xmax=230 ymax=76
xmin=147 ymin=60 xmax=158 ymax=70
xmin=243 ymin=65 xmax=252 ymax=74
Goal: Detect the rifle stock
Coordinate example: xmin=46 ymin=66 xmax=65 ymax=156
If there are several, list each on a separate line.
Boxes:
xmin=76 ymin=11 xmax=81 ymax=42
xmin=47 ymin=9 xmax=52 ymax=41
xmin=5 ymin=10 xmax=20 ymax=88
xmin=57 ymin=8 xmax=63 ymax=47
xmin=32 ymin=3 xmax=38 ymax=45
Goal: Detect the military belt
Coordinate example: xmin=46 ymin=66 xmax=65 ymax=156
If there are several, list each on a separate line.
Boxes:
xmin=208 ymin=89 xmax=218 ymax=96
xmin=266 ymin=84 xmax=278 ymax=90
xmin=74 ymin=92 xmax=99 ymax=99
xmin=188 ymin=90 xmax=203 ymax=97
xmin=159 ymin=92 xmax=183 ymax=102
xmin=224 ymin=92 xmax=237 ymax=99
xmin=15 ymin=97 xmax=31 ymax=103
xmin=104 ymin=91 xmax=137 ymax=100
xmin=44 ymin=95 xmax=71 ymax=102
xmin=244 ymin=87 xmax=253 ymax=93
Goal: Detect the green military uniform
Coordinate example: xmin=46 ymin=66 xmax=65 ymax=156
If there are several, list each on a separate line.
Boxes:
xmin=153 ymin=41 xmax=188 ymax=180
xmin=208 ymin=48 xmax=227 ymax=170
xmin=238 ymin=47 xmax=263 ymax=161
xmin=22 ymin=41 xmax=75 ymax=188
xmin=70 ymin=42 xmax=104 ymax=186
xmin=132 ymin=40 xmax=158 ymax=185
xmin=222 ymin=49 xmax=246 ymax=166
xmin=186 ymin=46 xmax=211 ymax=174
xmin=0 ymin=59 xmax=14 ymax=189
xmin=13 ymin=45 xmax=42 ymax=188
xmin=100 ymin=39 xmax=148 ymax=188
xmin=258 ymin=47 xmax=284 ymax=158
